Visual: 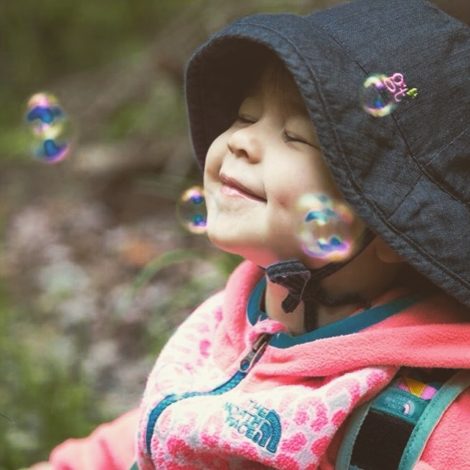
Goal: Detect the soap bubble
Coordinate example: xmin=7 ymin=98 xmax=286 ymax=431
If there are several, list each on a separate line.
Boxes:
xmin=295 ymin=193 xmax=360 ymax=261
xmin=33 ymin=138 xmax=70 ymax=163
xmin=177 ymin=186 xmax=207 ymax=234
xmin=26 ymin=93 xmax=64 ymax=137
xmin=361 ymin=74 xmax=397 ymax=118
xmin=25 ymin=92 xmax=72 ymax=164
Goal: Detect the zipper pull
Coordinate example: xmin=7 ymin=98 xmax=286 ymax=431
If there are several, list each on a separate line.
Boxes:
xmin=239 ymin=333 xmax=270 ymax=373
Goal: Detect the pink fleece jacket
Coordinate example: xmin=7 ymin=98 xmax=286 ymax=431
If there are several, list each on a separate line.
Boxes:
xmin=44 ymin=261 xmax=470 ymax=469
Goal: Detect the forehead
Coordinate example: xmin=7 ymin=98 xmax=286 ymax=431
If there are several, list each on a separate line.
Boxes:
xmin=244 ymin=58 xmax=309 ymax=116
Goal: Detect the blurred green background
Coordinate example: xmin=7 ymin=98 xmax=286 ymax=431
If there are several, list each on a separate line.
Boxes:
xmin=3 ymin=0 xmax=468 ymax=468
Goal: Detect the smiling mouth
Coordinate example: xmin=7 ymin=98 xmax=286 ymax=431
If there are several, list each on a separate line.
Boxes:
xmin=219 ymin=174 xmax=266 ymax=202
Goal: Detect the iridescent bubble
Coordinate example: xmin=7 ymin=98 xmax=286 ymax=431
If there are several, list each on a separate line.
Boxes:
xmin=177 ymin=186 xmax=207 ymax=234
xmin=33 ymin=138 xmax=70 ymax=163
xmin=25 ymin=92 xmax=72 ymax=164
xmin=361 ymin=74 xmax=397 ymax=118
xmin=26 ymin=93 xmax=63 ymax=137
xmin=295 ymin=193 xmax=361 ymax=262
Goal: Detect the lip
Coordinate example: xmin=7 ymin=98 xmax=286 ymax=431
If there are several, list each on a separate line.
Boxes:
xmin=219 ymin=173 xmax=266 ymax=202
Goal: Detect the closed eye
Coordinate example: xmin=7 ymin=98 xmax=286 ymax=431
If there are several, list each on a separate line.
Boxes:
xmin=283 ymin=130 xmax=314 ymax=147
xmin=236 ymin=114 xmax=257 ymax=125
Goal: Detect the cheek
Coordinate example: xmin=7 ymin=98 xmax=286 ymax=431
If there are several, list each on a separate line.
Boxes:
xmin=270 ymin=156 xmax=342 ymax=212
xmin=203 ymin=135 xmax=227 ymax=210
xmin=267 ymin=167 xmax=317 ymax=209
xmin=262 ymin=160 xmax=322 ymax=246
xmin=204 ymin=130 xmax=232 ymax=177
xmin=264 ymin=177 xmax=302 ymax=238
xmin=204 ymin=149 xmax=221 ymax=181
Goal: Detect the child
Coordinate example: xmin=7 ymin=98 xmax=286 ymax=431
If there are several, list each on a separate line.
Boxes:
xmin=135 ymin=0 xmax=470 ymax=467
xmin=36 ymin=0 xmax=470 ymax=468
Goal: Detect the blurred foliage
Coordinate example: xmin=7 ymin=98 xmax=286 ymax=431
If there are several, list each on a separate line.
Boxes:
xmin=0 ymin=0 xmax=182 ymax=154
xmin=0 ymin=280 xmax=104 ymax=468
xmin=0 ymin=1 xmax=210 ymax=164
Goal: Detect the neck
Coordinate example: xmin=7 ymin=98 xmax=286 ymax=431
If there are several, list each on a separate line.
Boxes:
xmin=264 ymin=278 xmax=366 ymax=335
xmin=264 ymin=281 xmax=306 ymax=335
xmin=263 ymin=245 xmax=402 ymax=334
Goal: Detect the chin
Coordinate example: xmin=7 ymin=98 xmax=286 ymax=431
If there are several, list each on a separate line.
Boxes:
xmin=206 ymin=227 xmax=241 ymax=256
xmin=206 ymin=231 xmax=272 ymax=267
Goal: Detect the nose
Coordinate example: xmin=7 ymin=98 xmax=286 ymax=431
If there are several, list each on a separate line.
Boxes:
xmin=226 ymin=123 xmax=263 ymax=163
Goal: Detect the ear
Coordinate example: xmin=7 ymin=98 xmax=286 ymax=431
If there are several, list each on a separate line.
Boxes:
xmin=374 ymin=237 xmax=403 ymax=264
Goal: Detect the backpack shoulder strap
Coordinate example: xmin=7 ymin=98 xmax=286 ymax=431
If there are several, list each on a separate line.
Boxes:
xmin=336 ymin=369 xmax=470 ymax=470
xmin=399 ymin=369 xmax=470 ymax=470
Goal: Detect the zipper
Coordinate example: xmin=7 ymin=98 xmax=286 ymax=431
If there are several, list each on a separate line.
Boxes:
xmin=145 ymin=333 xmax=271 ymax=456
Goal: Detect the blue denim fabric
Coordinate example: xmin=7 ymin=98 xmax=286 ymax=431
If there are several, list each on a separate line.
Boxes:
xmin=184 ymin=0 xmax=470 ymax=308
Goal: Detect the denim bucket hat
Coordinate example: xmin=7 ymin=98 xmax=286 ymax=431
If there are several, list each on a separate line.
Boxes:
xmin=184 ymin=0 xmax=470 ymax=308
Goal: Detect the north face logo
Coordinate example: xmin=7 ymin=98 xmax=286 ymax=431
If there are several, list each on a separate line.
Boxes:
xmin=224 ymin=400 xmax=282 ymax=453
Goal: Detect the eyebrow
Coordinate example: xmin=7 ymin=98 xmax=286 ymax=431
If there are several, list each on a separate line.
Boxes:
xmin=242 ymin=93 xmax=309 ymax=117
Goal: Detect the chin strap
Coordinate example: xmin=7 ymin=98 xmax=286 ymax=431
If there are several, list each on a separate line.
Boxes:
xmin=264 ymin=228 xmax=375 ymax=314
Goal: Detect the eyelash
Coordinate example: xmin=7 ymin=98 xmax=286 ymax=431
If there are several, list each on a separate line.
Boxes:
xmin=283 ymin=132 xmax=308 ymax=145
xmin=236 ymin=115 xmax=256 ymax=124
xmin=235 ymin=115 xmax=310 ymax=146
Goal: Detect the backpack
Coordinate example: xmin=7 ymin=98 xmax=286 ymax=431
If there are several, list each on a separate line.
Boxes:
xmin=336 ymin=368 xmax=470 ymax=470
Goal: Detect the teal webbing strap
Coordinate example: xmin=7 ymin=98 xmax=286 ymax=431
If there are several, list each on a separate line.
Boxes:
xmin=370 ymin=386 xmax=428 ymax=426
xmin=398 ymin=370 xmax=470 ymax=470
xmin=129 ymin=462 xmax=139 ymax=470
xmin=335 ymin=400 xmax=374 ymax=470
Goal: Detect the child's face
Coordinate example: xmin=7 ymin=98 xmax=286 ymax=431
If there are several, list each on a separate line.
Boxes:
xmin=203 ymin=65 xmax=360 ymax=267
